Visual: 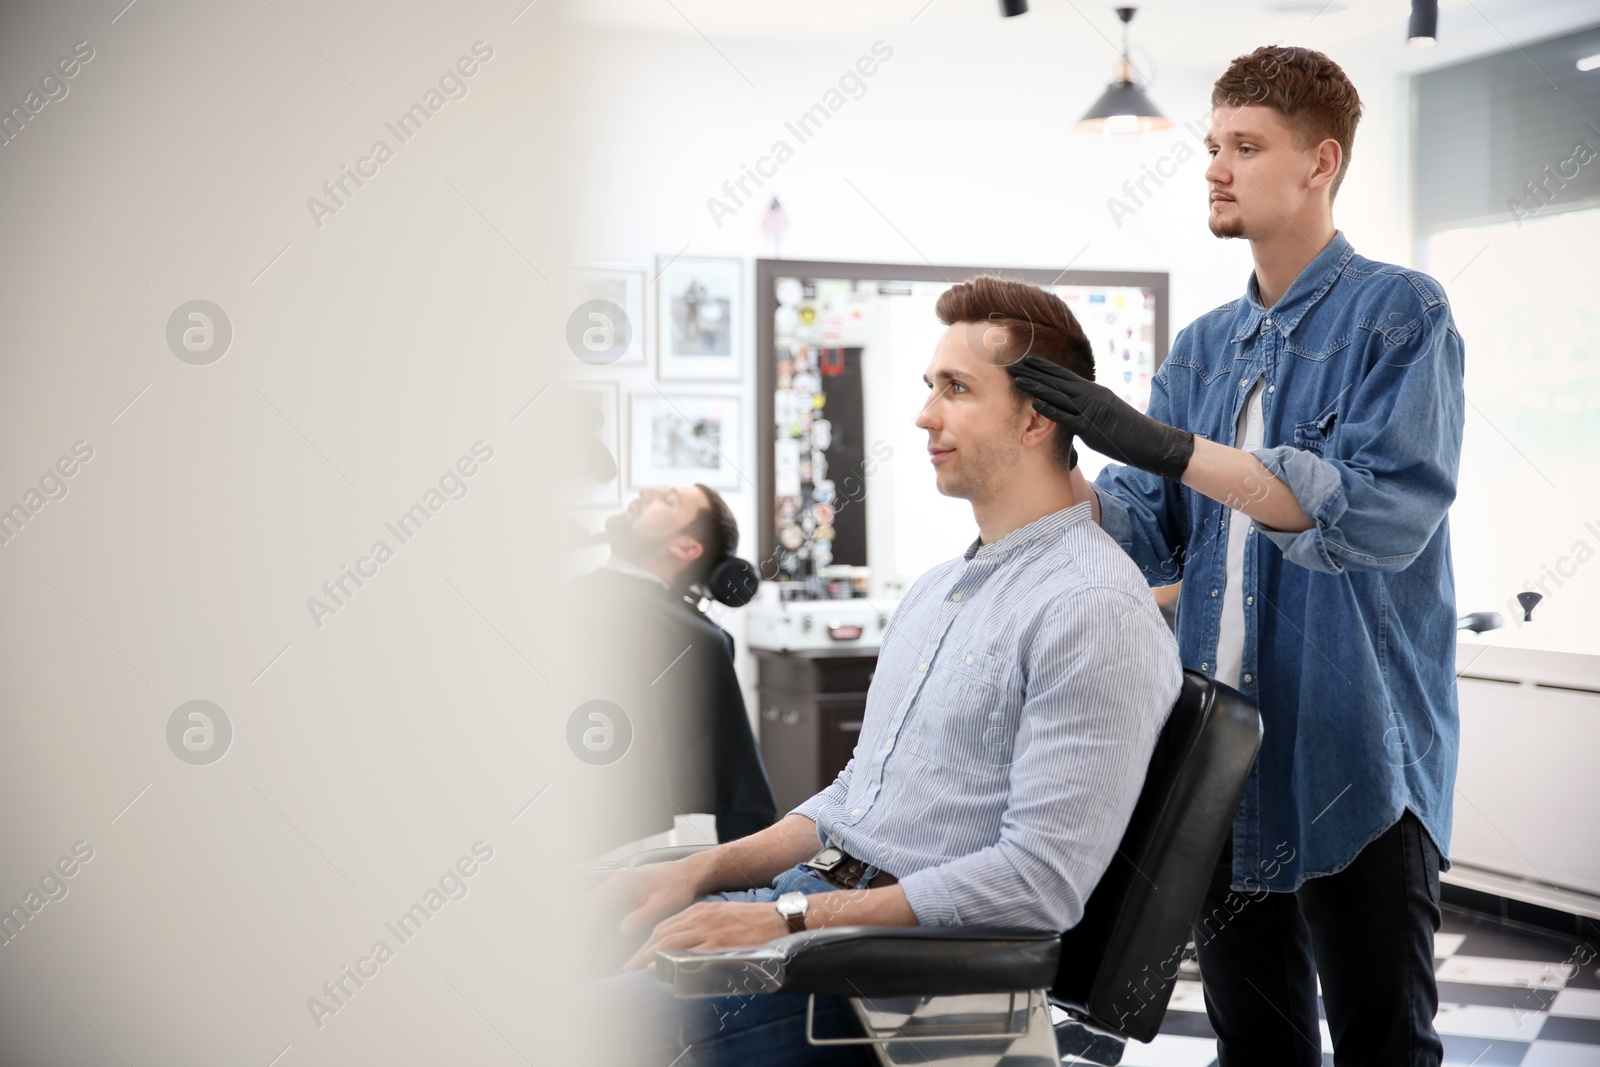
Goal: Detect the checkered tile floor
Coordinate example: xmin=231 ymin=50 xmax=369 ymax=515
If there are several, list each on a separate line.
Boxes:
xmin=1065 ymin=909 xmax=1600 ymax=1065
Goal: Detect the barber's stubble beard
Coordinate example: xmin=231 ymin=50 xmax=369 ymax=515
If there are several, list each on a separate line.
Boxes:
xmin=1208 ymin=198 xmax=1248 ymax=239
xmin=1209 ymin=212 xmax=1247 ymax=239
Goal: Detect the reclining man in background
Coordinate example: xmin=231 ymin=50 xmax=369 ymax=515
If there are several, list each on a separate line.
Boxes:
xmin=570 ymin=483 xmax=778 ymax=853
xmin=587 ymin=276 xmax=1183 ymax=1066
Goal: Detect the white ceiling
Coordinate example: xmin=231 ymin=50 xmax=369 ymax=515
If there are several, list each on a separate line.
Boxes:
xmin=558 ymin=0 xmax=1600 ymax=78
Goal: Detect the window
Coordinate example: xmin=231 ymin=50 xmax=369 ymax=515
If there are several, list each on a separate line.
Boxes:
xmin=1414 ymin=25 xmax=1600 ymax=655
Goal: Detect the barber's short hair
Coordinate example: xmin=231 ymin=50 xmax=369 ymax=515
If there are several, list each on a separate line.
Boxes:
xmin=935 ymin=275 xmax=1095 ymax=470
xmin=1212 ymin=45 xmax=1363 ymax=201
xmin=679 ymin=483 xmax=738 ymax=589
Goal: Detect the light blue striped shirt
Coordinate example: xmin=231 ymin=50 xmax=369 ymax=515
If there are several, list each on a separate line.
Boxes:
xmin=791 ymin=500 xmax=1182 ymax=931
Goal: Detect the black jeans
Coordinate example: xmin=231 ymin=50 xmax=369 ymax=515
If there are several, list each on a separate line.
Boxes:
xmin=1193 ymin=808 xmax=1444 ymax=1067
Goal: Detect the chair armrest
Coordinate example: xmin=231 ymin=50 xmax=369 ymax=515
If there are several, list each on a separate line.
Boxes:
xmin=656 ymin=925 xmax=1061 ymax=999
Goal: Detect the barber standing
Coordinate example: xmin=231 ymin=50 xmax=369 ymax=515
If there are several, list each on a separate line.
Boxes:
xmin=1010 ymin=47 xmax=1463 ymax=1067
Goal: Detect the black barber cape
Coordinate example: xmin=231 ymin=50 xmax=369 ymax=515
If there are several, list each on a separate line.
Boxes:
xmin=564 ymin=565 xmax=778 ymax=851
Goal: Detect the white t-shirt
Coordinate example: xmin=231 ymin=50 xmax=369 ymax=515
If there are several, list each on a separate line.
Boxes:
xmin=1215 ymin=379 xmax=1264 ymax=688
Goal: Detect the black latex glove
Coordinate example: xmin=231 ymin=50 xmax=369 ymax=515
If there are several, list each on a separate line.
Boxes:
xmin=1007 ymin=354 xmax=1195 ymax=481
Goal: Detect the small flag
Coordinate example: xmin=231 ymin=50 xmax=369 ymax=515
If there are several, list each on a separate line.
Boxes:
xmin=761 ymin=196 xmax=790 ymax=241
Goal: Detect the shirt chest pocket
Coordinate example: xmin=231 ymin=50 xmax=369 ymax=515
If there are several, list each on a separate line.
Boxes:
xmin=906 ymin=647 xmax=1018 ymax=779
xmin=1293 ymin=404 xmax=1339 ymax=456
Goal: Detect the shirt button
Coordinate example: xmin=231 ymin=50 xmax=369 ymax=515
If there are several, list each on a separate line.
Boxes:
xmin=884 ymin=737 xmax=893 ymax=750
xmin=965 ymin=655 xmax=975 ymax=665
xmin=1244 ymin=673 xmax=1254 ymax=683
xmin=1263 ymin=317 xmax=1273 ymax=327
xmin=1201 ymin=662 xmax=1210 ymax=672
xmin=1240 ymin=378 xmax=1249 ymax=387
xmin=1210 ymin=588 xmax=1218 ymax=597
xmin=919 ymin=662 xmax=927 ymax=672
xmin=1267 ymin=384 xmax=1275 ymax=394
xmin=951 ymin=592 xmax=962 ymax=602
xmin=851 ymin=808 xmax=861 ymax=817
xmin=1246 ymin=595 xmax=1255 ymax=606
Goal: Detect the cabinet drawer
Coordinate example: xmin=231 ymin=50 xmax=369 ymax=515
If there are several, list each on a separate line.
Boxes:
xmin=821 ymin=703 xmax=865 ymax=786
xmin=756 ymin=689 xmax=868 ymax=814
xmin=755 ymin=651 xmax=877 ymax=694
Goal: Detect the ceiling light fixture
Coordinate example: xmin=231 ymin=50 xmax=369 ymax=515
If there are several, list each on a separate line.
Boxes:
xmin=1408 ymin=0 xmax=1438 ymax=48
xmin=1075 ymin=7 xmax=1170 ymax=134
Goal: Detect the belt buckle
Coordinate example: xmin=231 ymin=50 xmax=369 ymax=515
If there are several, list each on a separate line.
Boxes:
xmin=804 ymin=846 xmax=848 ymax=875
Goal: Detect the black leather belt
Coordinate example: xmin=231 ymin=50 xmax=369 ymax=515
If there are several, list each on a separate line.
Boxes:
xmin=804 ymin=845 xmax=898 ymax=890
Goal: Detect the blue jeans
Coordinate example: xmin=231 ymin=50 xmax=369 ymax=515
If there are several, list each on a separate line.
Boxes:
xmin=591 ymin=863 xmax=877 ymax=1066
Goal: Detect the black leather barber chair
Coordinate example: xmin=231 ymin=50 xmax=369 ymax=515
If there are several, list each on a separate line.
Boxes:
xmin=632 ymin=669 xmax=1261 ymax=1065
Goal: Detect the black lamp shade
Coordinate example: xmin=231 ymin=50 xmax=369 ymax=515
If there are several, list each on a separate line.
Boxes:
xmin=1077 ymin=79 xmax=1172 ymax=132
xmin=1408 ymin=0 xmax=1438 ymax=46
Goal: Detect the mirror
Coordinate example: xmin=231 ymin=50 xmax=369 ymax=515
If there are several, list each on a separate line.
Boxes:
xmin=756 ymin=260 xmax=1168 ymax=599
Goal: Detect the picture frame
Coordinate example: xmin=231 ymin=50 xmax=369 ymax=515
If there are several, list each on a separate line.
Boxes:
xmin=566 ymin=263 xmax=647 ymax=367
xmin=629 ymin=390 xmax=743 ymax=491
xmin=656 ymin=254 xmax=743 ymax=381
xmin=559 ymin=379 xmax=622 ymax=504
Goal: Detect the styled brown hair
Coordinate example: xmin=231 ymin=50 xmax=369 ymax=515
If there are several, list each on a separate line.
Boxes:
xmin=934 ymin=275 xmax=1094 ymax=470
xmin=1212 ymin=45 xmax=1363 ymax=201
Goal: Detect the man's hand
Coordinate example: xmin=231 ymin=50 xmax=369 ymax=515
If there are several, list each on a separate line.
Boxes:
xmin=587 ymin=860 xmax=703 ymax=942
xmin=1008 ymin=355 xmax=1194 ymax=481
xmin=623 ymin=901 xmax=788 ymax=972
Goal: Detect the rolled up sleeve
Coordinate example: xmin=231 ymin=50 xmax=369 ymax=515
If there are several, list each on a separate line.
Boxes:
xmin=1249 ymin=301 xmax=1464 ymax=575
xmin=1092 ymin=481 xmax=1136 ymax=556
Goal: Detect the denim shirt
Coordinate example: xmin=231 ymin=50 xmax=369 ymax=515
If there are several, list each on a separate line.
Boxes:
xmin=1094 ymin=231 xmax=1465 ymax=892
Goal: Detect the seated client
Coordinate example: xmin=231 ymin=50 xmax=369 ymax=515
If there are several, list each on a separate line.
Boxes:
xmin=588 ymin=276 xmax=1183 ymax=1066
xmin=569 ymin=483 xmax=778 ymax=851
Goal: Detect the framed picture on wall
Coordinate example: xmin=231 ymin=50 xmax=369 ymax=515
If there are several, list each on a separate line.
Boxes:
xmin=566 ymin=264 xmax=647 ymax=367
xmin=656 ymin=254 xmax=742 ymax=380
xmin=559 ymin=379 xmax=622 ymax=504
xmin=629 ymin=391 xmax=743 ymax=490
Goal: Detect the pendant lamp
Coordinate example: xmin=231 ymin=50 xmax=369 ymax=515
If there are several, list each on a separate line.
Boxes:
xmin=1076 ymin=7 xmax=1171 ymax=133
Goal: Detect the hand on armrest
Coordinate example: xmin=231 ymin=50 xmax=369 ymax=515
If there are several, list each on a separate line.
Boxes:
xmin=624 ymin=883 xmax=919 ymax=973
xmin=587 ymin=813 xmax=822 ymax=942
xmin=587 ymin=860 xmax=705 ymax=944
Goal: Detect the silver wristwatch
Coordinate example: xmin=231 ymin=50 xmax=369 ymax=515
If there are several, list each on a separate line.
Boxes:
xmin=775 ymin=890 xmax=809 ymax=934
